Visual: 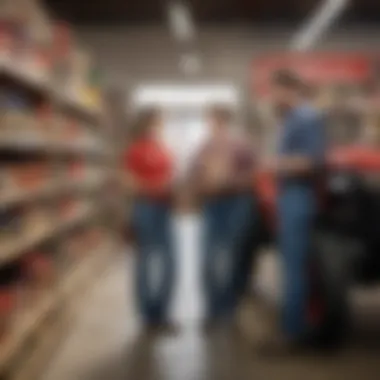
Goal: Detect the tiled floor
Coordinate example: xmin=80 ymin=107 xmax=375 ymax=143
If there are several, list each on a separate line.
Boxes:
xmin=43 ymin=217 xmax=380 ymax=380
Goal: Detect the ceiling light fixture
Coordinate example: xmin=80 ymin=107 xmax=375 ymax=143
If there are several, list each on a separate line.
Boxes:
xmin=291 ymin=0 xmax=350 ymax=51
xmin=168 ymin=1 xmax=195 ymax=42
xmin=133 ymin=84 xmax=239 ymax=108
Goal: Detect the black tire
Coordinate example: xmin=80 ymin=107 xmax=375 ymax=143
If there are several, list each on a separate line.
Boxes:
xmin=307 ymin=231 xmax=353 ymax=348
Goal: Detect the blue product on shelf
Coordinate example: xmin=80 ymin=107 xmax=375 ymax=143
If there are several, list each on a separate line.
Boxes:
xmin=4 ymin=92 xmax=29 ymax=110
xmin=0 ymin=207 xmax=22 ymax=238
xmin=2 ymin=91 xmax=30 ymax=131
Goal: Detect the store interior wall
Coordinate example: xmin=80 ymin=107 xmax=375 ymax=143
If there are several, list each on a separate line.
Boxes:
xmin=77 ymin=26 xmax=380 ymax=90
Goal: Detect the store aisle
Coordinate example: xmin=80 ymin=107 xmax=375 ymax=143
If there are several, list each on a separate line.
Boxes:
xmin=42 ymin=251 xmax=137 ymax=380
xmin=43 ymin=235 xmax=380 ymax=380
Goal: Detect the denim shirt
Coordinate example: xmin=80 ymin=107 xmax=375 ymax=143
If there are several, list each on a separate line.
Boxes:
xmin=278 ymin=105 xmax=326 ymax=191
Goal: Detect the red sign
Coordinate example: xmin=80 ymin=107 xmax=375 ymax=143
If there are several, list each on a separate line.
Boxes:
xmin=252 ymin=52 xmax=373 ymax=96
xmin=329 ymin=146 xmax=380 ymax=172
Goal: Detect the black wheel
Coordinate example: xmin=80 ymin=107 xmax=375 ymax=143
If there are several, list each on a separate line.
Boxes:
xmin=306 ymin=231 xmax=353 ymax=348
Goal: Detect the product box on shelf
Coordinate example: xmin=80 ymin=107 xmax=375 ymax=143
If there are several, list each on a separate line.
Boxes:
xmin=22 ymin=250 xmax=56 ymax=303
xmin=0 ymin=262 xmax=22 ymax=339
xmin=84 ymin=227 xmax=104 ymax=250
xmin=36 ymin=102 xmax=54 ymax=139
xmin=0 ymin=21 xmax=14 ymax=58
xmin=59 ymin=197 xmax=79 ymax=220
xmin=69 ymin=48 xmax=90 ymax=98
xmin=51 ymin=22 xmax=74 ymax=88
xmin=0 ymin=89 xmax=34 ymax=137
xmin=62 ymin=117 xmax=82 ymax=141
xmin=63 ymin=228 xmax=89 ymax=265
xmin=85 ymin=66 xmax=104 ymax=110
xmin=0 ymin=206 xmax=24 ymax=243
xmin=68 ymin=160 xmax=85 ymax=181
xmin=9 ymin=161 xmax=50 ymax=191
xmin=23 ymin=204 xmax=52 ymax=237
xmin=0 ymin=166 xmax=13 ymax=193
xmin=5 ymin=1 xmax=52 ymax=77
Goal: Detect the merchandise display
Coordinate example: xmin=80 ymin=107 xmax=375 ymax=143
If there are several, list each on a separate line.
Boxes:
xmin=251 ymin=52 xmax=380 ymax=348
xmin=0 ymin=1 xmax=120 ymax=379
xmin=251 ymin=52 xmax=380 ymax=152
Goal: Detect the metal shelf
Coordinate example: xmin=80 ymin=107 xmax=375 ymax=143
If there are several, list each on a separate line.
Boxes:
xmin=0 ymin=243 xmax=113 ymax=376
xmin=0 ymin=207 xmax=95 ymax=265
xmin=0 ymin=56 xmax=103 ymax=123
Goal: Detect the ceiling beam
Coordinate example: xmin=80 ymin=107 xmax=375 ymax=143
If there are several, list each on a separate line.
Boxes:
xmin=290 ymin=0 xmax=350 ymax=51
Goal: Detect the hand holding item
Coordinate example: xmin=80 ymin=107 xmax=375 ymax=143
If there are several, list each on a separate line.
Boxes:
xmin=202 ymin=154 xmax=230 ymax=192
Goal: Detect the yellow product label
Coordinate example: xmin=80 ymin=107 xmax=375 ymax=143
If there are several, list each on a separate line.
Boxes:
xmin=83 ymin=88 xmax=101 ymax=109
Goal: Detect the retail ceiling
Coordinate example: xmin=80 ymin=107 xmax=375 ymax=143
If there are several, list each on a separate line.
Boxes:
xmin=44 ymin=0 xmax=380 ymax=25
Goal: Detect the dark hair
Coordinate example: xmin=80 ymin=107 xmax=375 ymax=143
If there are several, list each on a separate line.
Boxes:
xmin=131 ymin=107 xmax=161 ymax=139
xmin=271 ymin=68 xmax=303 ymax=91
xmin=208 ymin=105 xmax=234 ymax=125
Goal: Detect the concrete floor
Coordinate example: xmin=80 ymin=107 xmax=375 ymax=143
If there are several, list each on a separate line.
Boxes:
xmin=43 ymin=217 xmax=380 ymax=380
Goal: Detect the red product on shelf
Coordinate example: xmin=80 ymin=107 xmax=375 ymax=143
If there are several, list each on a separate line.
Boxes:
xmin=0 ymin=21 xmax=13 ymax=55
xmin=36 ymin=103 xmax=53 ymax=135
xmin=60 ymin=197 xmax=77 ymax=218
xmin=0 ymin=287 xmax=16 ymax=338
xmin=66 ymin=232 xmax=88 ymax=260
xmin=68 ymin=161 xmax=85 ymax=180
xmin=33 ymin=45 xmax=51 ymax=74
xmin=52 ymin=22 xmax=72 ymax=59
xmin=11 ymin=162 xmax=47 ymax=190
xmin=22 ymin=252 xmax=56 ymax=287
xmin=51 ymin=22 xmax=73 ymax=85
xmin=64 ymin=118 xmax=81 ymax=140
xmin=86 ymin=228 xmax=103 ymax=248
xmin=10 ymin=19 xmax=31 ymax=60
xmin=0 ymin=262 xmax=22 ymax=339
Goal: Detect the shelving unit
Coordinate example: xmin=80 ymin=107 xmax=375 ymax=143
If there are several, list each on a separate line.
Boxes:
xmin=0 ymin=1 xmax=122 ymax=379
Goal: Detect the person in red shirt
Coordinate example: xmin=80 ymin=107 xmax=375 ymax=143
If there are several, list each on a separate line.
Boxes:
xmin=123 ymin=108 xmax=175 ymax=330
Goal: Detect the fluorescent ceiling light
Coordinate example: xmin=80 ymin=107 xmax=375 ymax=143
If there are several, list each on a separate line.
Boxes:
xmin=168 ymin=1 xmax=195 ymax=42
xmin=133 ymin=85 xmax=239 ymax=108
xmin=291 ymin=0 xmax=350 ymax=51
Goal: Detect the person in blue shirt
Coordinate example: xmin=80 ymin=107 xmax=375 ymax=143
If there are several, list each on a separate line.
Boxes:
xmin=264 ymin=69 xmax=326 ymax=351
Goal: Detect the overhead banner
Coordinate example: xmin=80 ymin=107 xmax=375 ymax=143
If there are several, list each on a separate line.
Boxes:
xmin=251 ymin=52 xmax=373 ymax=96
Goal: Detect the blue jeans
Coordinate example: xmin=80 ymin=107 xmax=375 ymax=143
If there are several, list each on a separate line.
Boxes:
xmin=278 ymin=186 xmax=316 ymax=339
xmin=132 ymin=200 xmax=175 ymax=323
xmin=234 ymin=197 xmax=260 ymax=297
xmin=202 ymin=194 xmax=253 ymax=319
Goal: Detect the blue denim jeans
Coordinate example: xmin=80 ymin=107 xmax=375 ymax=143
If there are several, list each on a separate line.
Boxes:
xmin=202 ymin=194 xmax=253 ymax=319
xmin=132 ymin=199 xmax=175 ymax=323
xmin=278 ymin=186 xmax=316 ymax=339
xmin=233 ymin=197 xmax=260 ymax=297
